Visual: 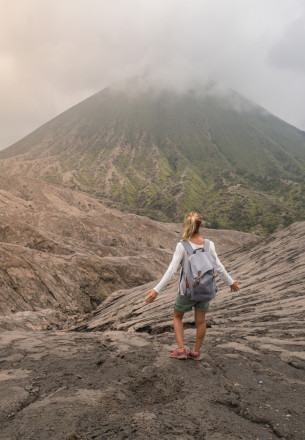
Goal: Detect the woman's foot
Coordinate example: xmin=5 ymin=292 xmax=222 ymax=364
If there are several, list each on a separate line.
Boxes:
xmin=170 ymin=348 xmax=187 ymax=359
xmin=186 ymin=350 xmax=202 ymax=361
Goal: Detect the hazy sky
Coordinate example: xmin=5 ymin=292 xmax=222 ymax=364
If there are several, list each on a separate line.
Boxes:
xmin=1 ymin=0 xmax=305 ymax=150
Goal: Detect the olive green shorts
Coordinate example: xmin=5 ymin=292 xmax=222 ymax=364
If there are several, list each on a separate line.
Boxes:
xmin=174 ymin=293 xmax=210 ymax=313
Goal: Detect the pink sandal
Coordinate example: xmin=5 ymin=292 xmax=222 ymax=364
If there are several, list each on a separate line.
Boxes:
xmin=170 ymin=348 xmax=187 ymax=359
xmin=186 ymin=350 xmax=202 ymax=361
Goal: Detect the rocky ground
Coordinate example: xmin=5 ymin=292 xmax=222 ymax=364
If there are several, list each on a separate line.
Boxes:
xmin=0 ymin=324 xmax=304 ymax=440
xmin=0 ymin=176 xmax=304 ymax=439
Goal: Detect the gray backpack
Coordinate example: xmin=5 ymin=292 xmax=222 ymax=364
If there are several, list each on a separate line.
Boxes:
xmin=179 ymin=239 xmax=218 ymax=302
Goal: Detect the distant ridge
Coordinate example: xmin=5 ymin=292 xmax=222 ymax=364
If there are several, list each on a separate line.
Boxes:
xmin=1 ymin=80 xmax=305 ymax=234
xmin=0 ymin=173 xmax=260 ymax=324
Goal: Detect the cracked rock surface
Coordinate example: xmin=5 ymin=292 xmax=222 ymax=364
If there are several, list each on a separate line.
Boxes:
xmin=0 ymin=328 xmax=304 ymax=440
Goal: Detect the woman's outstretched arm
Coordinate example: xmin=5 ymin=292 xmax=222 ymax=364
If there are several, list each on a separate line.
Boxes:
xmin=145 ymin=242 xmax=184 ymax=303
xmin=209 ymin=241 xmax=240 ymax=291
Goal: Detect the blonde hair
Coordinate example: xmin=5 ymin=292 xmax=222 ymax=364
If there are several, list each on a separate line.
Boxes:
xmin=182 ymin=212 xmax=203 ymax=241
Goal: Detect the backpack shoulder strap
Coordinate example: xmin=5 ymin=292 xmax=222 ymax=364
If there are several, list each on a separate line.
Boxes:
xmin=204 ymin=239 xmax=217 ymax=269
xmin=180 ymin=240 xmax=194 ymax=256
xmin=204 ymin=239 xmax=210 ymax=252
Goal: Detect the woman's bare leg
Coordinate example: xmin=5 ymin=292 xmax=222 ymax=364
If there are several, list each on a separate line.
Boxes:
xmin=173 ymin=309 xmax=185 ymax=349
xmin=194 ymin=310 xmax=207 ymax=351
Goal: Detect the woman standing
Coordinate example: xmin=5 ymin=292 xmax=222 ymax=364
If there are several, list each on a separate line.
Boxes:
xmin=145 ymin=212 xmax=240 ymax=360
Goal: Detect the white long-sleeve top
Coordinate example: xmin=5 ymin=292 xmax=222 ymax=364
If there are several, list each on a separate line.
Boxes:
xmin=153 ymin=240 xmax=234 ymax=294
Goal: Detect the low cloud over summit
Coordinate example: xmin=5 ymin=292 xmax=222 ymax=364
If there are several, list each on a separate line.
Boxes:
xmin=1 ymin=0 xmax=305 ymax=149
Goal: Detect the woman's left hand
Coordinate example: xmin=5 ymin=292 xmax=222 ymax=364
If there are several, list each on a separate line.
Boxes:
xmin=230 ymin=280 xmax=241 ymax=292
xmin=145 ymin=289 xmax=158 ymax=303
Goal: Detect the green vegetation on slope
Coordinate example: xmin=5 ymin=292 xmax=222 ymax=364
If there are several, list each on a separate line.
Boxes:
xmin=1 ymin=84 xmax=305 ymax=235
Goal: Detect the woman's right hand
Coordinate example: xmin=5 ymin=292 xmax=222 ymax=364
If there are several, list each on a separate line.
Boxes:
xmin=145 ymin=289 xmax=158 ymax=303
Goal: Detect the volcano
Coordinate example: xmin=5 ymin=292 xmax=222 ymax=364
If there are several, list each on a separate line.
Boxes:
xmin=1 ymin=80 xmax=305 ymax=233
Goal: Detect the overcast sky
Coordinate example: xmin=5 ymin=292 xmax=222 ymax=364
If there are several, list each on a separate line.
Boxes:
xmin=1 ymin=0 xmax=305 ymax=150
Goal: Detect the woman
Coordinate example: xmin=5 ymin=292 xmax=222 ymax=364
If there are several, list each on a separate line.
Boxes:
xmin=145 ymin=212 xmax=240 ymax=361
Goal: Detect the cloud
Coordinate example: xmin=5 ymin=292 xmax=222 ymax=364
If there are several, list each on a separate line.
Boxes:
xmin=1 ymin=0 xmax=305 ymax=150
xmin=268 ymin=13 xmax=305 ymax=74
